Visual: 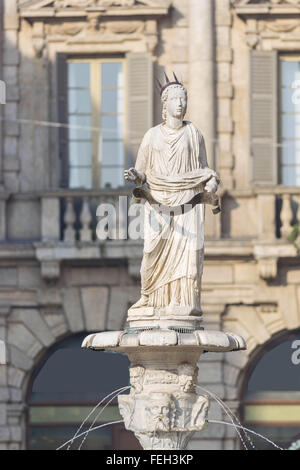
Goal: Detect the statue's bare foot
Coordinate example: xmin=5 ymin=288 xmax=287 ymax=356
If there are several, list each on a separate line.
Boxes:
xmin=130 ymin=295 xmax=149 ymax=309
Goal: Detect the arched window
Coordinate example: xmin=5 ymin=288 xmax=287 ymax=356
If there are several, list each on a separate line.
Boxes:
xmin=242 ymin=330 xmax=300 ymax=450
xmin=27 ymin=333 xmax=140 ymax=450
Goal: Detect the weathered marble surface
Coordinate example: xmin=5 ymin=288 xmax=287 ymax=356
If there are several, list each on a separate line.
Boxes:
xmin=82 ymin=329 xmax=246 ymax=352
xmin=125 ymin=83 xmax=219 ymax=322
xmin=0 ymin=340 xmax=6 ymax=365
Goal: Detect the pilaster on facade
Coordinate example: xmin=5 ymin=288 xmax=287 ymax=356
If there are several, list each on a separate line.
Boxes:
xmin=216 ymin=0 xmax=235 ymax=191
xmin=2 ymin=0 xmax=20 ymax=193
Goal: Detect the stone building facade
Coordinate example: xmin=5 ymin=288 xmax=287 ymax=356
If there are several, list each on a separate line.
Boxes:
xmin=0 ymin=0 xmax=300 ymax=450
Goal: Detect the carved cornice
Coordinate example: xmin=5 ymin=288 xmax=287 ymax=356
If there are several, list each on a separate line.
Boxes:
xmin=19 ymin=0 xmax=171 ymax=21
xmin=19 ymin=0 xmax=170 ymax=56
xmin=233 ymin=0 xmax=300 ymax=16
xmin=232 ymin=1 xmax=300 ymax=48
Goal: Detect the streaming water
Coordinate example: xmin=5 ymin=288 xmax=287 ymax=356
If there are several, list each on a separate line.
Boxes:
xmin=56 ymin=421 xmax=124 ymax=450
xmin=59 ymin=385 xmax=130 ymax=451
xmin=208 ymin=420 xmax=285 ymax=450
xmin=56 ymin=384 xmax=284 ymax=451
xmin=196 ymin=385 xmax=250 ymax=450
xmin=77 ymin=386 xmax=130 ymax=450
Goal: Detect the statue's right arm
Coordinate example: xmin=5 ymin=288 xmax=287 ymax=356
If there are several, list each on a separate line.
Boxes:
xmin=124 ymin=131 xmax=149 ymax=185
xmin=135 ymin=131 xmax=149 ymax=181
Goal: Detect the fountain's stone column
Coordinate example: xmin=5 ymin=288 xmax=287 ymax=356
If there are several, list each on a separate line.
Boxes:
xmin=82 ymin=328 xmax=246 ymax=450
xmin=118 ymin=348 xmax=208 ymax=450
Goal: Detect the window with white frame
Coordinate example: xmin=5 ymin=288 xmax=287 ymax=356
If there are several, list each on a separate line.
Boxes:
xmin=280 ymin=56 xmax=300 ymax=187
xmin=57 ymin=52 xmax=153 ymax=190
xmin=63 ymin=58 xmax=125 ymax=189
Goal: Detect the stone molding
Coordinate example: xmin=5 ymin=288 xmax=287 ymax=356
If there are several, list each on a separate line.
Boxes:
xmin=233 ymin=0 xmax=300 ymax=17
xmin=19 ymin=0 xmax=171 ymax=56
xmin=20 ymin=0 xmax=171 ymax=19
xmin=232 ymin=0 xmax=300 ymax=49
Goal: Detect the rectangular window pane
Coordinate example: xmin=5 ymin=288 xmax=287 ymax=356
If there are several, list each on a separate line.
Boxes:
xmin=101 ymin=166 xmax=124 ymax=189
xmin=69 ymin=167 xmax=92 ymax=189
xmin=281 ymin=87 xmax=300 ymax=113
xmin=281 ymin=59 xmax=300 ymax=87
xmin=29 ymin=425 xmax=112 ymax=450
xmin=69 ymin=115 xmax=91 ymax=141
xmin=102 ymin=62 xmax=123 ymax=88
xmin=30 ymin=406 xmax=121 ymax=424
xmin=281 ymin=140 xmax=300 ymax=165
xmin=281 ymin=113 xmax=300 ymax=140
xmin=282 ymin=165 xmax=300 ymax=186
xmin=101 ymin=115 xmax=123 ymax=140
xmin=68 ymin=62 xmax=90 ymax=88
xmin=68 ymin=89 xmax=91 ymax=114
xmin=102 ymin=89 xmax=123 ymax=114
xmin=69 ymin=141 xmax=92 ymax=166
xmin=101 ymin=140 xmax=124 ymax=166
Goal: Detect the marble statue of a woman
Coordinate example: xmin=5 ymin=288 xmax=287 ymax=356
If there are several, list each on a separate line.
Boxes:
xmin=125 ymin=76 xmax=220 ymax=323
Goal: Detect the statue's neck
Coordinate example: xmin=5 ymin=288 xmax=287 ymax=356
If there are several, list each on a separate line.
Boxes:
xmin=165 ymin=115 xmax=184 ymax=130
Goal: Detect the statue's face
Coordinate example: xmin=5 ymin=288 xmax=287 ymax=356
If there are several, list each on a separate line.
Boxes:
xmin=166 ymin=87 xmax=187 ymax=120
xmin=146 ymin=399 xmax=171 ymax=431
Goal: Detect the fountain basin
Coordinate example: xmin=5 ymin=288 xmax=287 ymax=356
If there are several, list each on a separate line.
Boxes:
xmin=82 ymin=328 xmax=246 ymax=450
xmin=82 ymin=329 xmax=246 ymax=353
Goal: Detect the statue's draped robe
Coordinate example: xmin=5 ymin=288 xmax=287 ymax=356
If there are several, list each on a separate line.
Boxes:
xmin=135 ymin=121 xmax=218 ymax=312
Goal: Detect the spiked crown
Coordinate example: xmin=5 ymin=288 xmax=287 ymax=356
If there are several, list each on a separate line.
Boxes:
xmin=157 ymin=72 xmax=184 ymax=97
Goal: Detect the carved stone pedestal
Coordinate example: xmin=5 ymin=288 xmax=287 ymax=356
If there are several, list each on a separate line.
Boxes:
xmin=82 ymin=326 xmax=246 ymax=450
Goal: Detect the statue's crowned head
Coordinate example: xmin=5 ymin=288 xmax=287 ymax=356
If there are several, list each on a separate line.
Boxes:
xmin=159 ymin=73 xmax=187 ymax=122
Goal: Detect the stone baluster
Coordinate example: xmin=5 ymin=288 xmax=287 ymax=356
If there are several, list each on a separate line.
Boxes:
xmin=0 ymin=194 xmax=8 ymax=241
xmin=280 ymin=194 xmax=293 ymax=239
xmin=64 ymin=197 xmax=76 ymax=242
xmin=119 ymin=195 xmax=128 ymax=240
xmin=96 ymin=195 xmax=109 ymax=241
xmin=107 ymin=195 xmax=117 ymax=239
xmin=80 ymin=196 xmax=92 ymax=242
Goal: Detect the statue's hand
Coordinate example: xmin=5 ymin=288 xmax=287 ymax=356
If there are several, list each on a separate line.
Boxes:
xmin=124 ymin=168 xmax=145 ymax=186
xmin=204 ymin=176 xmax=218 ymax=194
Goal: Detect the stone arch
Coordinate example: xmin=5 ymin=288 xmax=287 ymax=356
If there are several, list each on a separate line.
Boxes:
xmin=7 ymin=283 xmax=137 ymax=395
xmin=222 ymin=294 xmax=300 ymax=400
xmin=5 ymin=313 xmax=72 ymax=450
xmin=238 ymin=328 xmax=300 ymax=403
xmin=22 ymin=330 xmax=132 ymax=450
xmin=4 ymin=283 xmax=137 ymax=449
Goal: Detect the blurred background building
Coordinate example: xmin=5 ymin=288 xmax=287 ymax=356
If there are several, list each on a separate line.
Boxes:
xmin=0 ymin=0 xmax=300 ymax=450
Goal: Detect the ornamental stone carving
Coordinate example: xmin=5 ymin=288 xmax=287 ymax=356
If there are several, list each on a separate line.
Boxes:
xmin=21 ymin=0 xmax=168 ymax=54
xmin=118 ymin=388 xmax=210 ymax=450
xmin=233 ymin=0 xmax=300 ymax=6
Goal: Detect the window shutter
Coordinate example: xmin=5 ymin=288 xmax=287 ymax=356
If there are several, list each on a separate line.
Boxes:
xmin=126 ymin=52 xmax=153 ymax=168
xmin=56 ymin=54 xmax=69 ymax=188
xmin=250 ymin=50 xmax=278 ymax=185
